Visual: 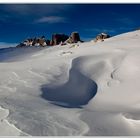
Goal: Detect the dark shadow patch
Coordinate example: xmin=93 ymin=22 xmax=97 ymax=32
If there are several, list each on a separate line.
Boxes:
xmin=41 ymin=67 xmax=98 ymax=108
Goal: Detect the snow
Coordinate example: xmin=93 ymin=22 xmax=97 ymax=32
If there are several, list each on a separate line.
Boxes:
xmin=0 ymin=106 xmax=27 ymax=136
xmin=0 ymin=30 xmax=140 ymax=136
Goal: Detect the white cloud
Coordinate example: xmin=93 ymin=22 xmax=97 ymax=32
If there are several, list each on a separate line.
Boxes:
xmin=85 ymin=28 xmax=116 ymax=34
xmin=0 ymin=42 xmax=17 ymax=48
xmin=2 ymin=4 xmax=74 ymax=16
xmin=2 ymin=4 xmax=30 ymax=15
xmin=35 ymin=16 xmax=68 ymax=24
xmin=117 ymin=17 xmax=135 ymax=25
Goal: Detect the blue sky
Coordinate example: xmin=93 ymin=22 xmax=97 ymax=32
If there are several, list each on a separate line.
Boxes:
xmin=0 ymin=4 xmax=140 ymax=43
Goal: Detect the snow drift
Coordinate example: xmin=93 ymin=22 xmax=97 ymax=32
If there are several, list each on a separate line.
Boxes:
xmin=0 ymin=30 xmax=140 ymax=136
xmin=41 ymin=56 xmax=97 ymax=107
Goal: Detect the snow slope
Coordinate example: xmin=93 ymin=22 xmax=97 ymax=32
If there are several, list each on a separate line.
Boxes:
xmin=0 ymin=106 xmax=26 ymax=136
xmin=0 ymin=30 xmax=140 ymax=136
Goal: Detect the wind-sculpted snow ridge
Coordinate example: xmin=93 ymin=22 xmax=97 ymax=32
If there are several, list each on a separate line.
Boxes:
xmin=0 ymin=30 xmax=140 ymax=136
xmin=41 ymin=57 xmax=98 ymax=108
xmin=0 ymin=106 xmax=28 ymax=136
xmin=0 ymin=46 xmax=45 ymax=62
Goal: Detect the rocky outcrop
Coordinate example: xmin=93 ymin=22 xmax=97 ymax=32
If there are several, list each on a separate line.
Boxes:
xmin=65 ymin=32 xmax=82 ymax=44
xmin=16 ymin=31 xmax=83 ymax=48
xmin=94 ymin=33 xmax=110 ymax=42
xmin=50 ymin=34 xmax=69 ymax=46
xmin=50 ymin=32 xmax=83 ymax=46
xmin=16 ymin=36 xmax=50 ymax=47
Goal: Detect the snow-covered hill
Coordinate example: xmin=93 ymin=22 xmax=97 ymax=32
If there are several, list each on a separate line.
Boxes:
xmin=0 ymin=30 xmax=140 ymax=136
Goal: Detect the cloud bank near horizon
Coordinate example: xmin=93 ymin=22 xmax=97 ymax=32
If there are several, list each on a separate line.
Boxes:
xmin=0 ymin=42 xmax=17 ymax=48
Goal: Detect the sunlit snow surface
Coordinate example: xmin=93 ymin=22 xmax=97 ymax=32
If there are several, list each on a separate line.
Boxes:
xmin=0 ymin=30 xmax=140 ymax=136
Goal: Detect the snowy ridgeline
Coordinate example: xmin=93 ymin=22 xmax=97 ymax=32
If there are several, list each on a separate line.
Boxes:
xmin=0 ymin=30 xmax=140 ymax=136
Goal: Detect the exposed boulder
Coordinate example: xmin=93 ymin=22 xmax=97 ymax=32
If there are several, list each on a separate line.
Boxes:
xmin=71 ymin=32 xmax=80 ymax=42
xmin=94 ymin=33 xmax=110 ymax=42
xmin=50 ymin=34 xmax=69 ymax=46
xmin=65 ymin=32 xmax=82 ymax=44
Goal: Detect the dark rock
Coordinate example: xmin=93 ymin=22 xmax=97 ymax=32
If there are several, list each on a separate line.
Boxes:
xmin=38 ymin=38 xmax=46 ymax=47
xmin=22 ymin=36 xmax=50 ymax=47
xmin=66 ymin=32 xmax=82 ymax=44
xmin=45 ymin=39 xmax=50 ymax=46
xmin=71 ymin=32 xmax=80 ymax=43
xmin=50 ymin=40 xmax=54 ymax=46
xmin=95 ymin=33 xmax=110 ymax=42
xmin=27 ymin=38 xmax=33 ymax=46
xmin=50 ymin=34 xmax=69 ymax=46
xmin=16 ymin=32 xmax=83 ymax=48
xmin=32 ymin=37 xmax=37 ymax=46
